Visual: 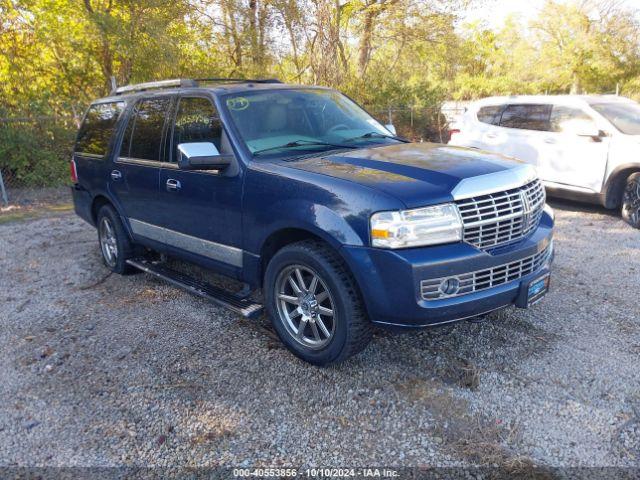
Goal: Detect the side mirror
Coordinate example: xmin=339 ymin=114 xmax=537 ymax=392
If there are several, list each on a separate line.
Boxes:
xmin=177 ymin=142 xmax=233 ymax=170
xmin=563 ymin=120 xmax=600 ymax=139
xmin=385 ymin=124 xmax=397 ymax=135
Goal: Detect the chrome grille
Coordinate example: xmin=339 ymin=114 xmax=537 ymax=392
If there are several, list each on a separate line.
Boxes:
xmin=456 ymin=179 xmax=546 ymax=250
xmin=421 ymin=243 xmax=552 ymax=300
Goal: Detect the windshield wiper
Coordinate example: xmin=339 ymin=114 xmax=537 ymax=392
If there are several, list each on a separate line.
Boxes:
xmin=344 ymin=131 xmax=409 ymax=143
xmin=253 ymin=139 xmax=358 ymax=156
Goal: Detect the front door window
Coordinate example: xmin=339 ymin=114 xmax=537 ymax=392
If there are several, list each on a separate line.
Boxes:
xmin=172 ymin=97 xmax=226 ymax=162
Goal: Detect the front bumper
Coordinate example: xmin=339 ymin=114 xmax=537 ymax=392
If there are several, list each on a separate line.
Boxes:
xmin=340 ymin=211 xmax=554 ymax=329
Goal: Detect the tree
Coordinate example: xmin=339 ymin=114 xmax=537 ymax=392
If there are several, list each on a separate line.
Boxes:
xmin=532 ymin=0 xmax=640 ymax=94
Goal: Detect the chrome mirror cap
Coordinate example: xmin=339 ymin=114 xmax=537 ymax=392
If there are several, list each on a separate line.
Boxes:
xmin=177 ymin=142 xmax=233 ymax=170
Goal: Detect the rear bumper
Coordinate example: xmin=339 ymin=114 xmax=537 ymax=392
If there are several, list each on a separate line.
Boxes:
xmin=71 ymin=184 xmax=94 ymax=226
xmin=340 ymin=212 xmax=554 ymax=329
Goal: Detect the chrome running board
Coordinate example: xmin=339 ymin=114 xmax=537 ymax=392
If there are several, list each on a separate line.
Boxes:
xmin=126 ymin=258 xmax=263 ymax=318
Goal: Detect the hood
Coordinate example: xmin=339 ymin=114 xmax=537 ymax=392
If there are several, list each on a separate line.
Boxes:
xmin=280 ymin=142 xmax=535 ymax=208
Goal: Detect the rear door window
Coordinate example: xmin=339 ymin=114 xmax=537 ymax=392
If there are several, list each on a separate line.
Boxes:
xmin=476 ymin=105 xmax=504 ymax=125
xmin=75 ymin=102 xmax=124 ymax=157
xmin=500 ymin=104 xmax=552 ymax=131
xmin=124 ymin=97 xmax=171 ymax=161
xmin=172 ymin=97 xmax=224 ymax=161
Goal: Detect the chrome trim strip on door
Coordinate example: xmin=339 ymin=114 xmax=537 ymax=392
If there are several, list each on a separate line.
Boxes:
xmin=116 ymin=157 xmax=171 ymax=168
xmin=128 ymin=218 xmax=243 ymax=267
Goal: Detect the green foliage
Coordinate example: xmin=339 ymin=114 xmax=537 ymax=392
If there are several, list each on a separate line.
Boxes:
xmin=1 ymin=0 xmax=640 ymax=187
xmin=0 ymin=120 xmax=75 ymax=187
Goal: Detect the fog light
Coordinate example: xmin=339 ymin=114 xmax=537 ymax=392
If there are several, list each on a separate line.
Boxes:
xmin=439 ymin=277 xmax=460 ymax=296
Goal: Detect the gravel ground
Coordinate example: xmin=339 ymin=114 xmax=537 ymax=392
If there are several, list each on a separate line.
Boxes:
xmin=0 ymin=200 xmax=638 ymax=471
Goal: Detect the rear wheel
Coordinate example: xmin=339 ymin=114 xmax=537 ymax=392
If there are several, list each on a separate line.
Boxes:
xmin=97 ymin=204 xmax=138 ymax=274
xmin=264 ymin=240 xmax=372 ymax=366
xmin=621 ymin=172 xmax=640 ymax=229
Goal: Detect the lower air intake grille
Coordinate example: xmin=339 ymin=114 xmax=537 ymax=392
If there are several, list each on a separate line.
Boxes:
xmin=420 ymin=243 xmax=552 ymax=300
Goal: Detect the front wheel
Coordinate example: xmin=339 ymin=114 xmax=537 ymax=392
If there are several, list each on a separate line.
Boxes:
xmin=264 ymin=241 xmax=372 ymax=366
xmin=621 ymin=172 xmax=640 ymax=229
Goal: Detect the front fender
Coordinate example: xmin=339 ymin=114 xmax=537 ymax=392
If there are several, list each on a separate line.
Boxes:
xmin=246 ymin=199 xmax=366 ymax=254
xmin=240 ymin=162 xmax=406 ymax=286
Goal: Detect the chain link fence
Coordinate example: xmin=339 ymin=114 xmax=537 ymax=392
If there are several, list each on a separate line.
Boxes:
xmin=370 ymin=105 xmax=464 ymax=143
xmin=0 ymin=105 xmax=463 ymax=213
xmin=0 ymin=116 xmax=77 ymax=212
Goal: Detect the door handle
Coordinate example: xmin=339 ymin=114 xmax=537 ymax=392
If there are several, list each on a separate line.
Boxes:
xmin=111 ymin=170 xmax=122 ymax=180
xmin=486 ymin=132 xmax=497 ymax=139
xmin=166 ymin=179 xmax=181 ymax=191
xmin=544 ymin=138 xmax=556 ymax=144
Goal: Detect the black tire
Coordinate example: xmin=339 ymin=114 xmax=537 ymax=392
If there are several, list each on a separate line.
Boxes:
xmin=621 ymin=172 xmax=640 ymax=229
xmin=96 ymin=204 xmax=138 ymax=274
xmin=264 ymin=240 xmax=373 ymax=366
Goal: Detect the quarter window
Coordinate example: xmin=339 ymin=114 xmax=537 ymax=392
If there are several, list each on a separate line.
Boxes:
xmin=124 ymin=98 xmax=171 ymax=161
xmin=500 ymin=104 xmax=552 ymax=131
xmin=172 ymin=97 xmax=224 ymax=161
xmin=75 ymin=102 xmax=124 ymax=156
xmin=476 ymin=105 xmax=503 ymax=126
xmin=550 ymin=106 xmax=596 ymax=133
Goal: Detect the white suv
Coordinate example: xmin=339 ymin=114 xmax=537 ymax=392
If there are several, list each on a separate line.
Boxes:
xmin=449 ymin=95 xmax=640 ymax=228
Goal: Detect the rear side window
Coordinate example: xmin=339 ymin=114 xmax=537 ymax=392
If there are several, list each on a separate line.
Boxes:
xmin=550 ymin=106 xmax=596 ymax=133
xmin=122 ymin=97 xmax=171 ymax=161
xmin=172 ymin=97 xmax=224 ymax=161
xmin=75 ymin=102 xmax=124 ymax=156
xmin=476 ymin=105 xmax=503 ymax=125
xmin=500 ymin=104 xmax=552 ymax=131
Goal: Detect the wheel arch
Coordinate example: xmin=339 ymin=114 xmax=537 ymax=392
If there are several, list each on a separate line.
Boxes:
xmin=91 ymin=195 xmax=112 ymax=224
xmin=90 ymin=194 xmax=135 ymax=240
xmin=256 ymin=226 xmax=373 ymax=331
xmin=602 ymin=164 xmax=640 ymax=209
xmin=258 ymin=227 xmax=347 ymax=285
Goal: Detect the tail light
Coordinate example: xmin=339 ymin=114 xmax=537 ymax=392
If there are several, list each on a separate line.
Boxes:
xmin=70 ymin=158 xmax=78 ymax=183
xmin=449 ymin=128 xmax=461 ymax=140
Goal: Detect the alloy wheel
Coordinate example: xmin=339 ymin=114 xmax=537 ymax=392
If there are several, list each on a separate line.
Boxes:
xmin=623 ymin=177 xmax=640 ymax=226
xmin=99 ymin=217 xmax=118 ymax=267
xmin=274 ymin=265 xmax=336 ymax=350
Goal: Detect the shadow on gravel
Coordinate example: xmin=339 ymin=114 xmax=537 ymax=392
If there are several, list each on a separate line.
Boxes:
xmin=547 ymin=197 xmax=619 ymax=218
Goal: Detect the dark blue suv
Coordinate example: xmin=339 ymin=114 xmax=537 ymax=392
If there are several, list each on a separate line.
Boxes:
xmin=71 ymin=78 xmax=554 ymax=365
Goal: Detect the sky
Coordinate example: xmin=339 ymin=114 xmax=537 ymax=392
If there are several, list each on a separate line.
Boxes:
xmin=463 ymin=0 xmax=546 ymax=28
xmin=463 ymin=0 xmax=640 ymax=29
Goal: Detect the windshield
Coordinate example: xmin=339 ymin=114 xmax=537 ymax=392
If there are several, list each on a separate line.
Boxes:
xmin=222 ymin=88 xmax=398 ymax=156
xmin=591 ymin=102 xmax=640 ymax=135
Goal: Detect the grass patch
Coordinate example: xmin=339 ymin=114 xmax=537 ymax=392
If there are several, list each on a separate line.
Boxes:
xmin=394 ymin=376 xmax=556 ymax=477
xmin=0 ymin=203 xmax=73 ymax=224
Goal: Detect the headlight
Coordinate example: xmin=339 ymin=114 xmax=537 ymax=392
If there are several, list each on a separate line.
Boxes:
xmin=370 ymin=203 xmax=463 ymax=248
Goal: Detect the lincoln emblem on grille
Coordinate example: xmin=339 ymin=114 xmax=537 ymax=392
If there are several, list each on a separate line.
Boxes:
xmin=520 ymin=189 xmax=532 ymax=232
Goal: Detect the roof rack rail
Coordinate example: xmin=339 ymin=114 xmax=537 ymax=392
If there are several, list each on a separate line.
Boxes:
xmin=194 ymin=78 xmax=282 ymax=84
xmin=112 ymin=77 xmax=282 ymax=95
xmin=112 ymin=79 xmax=197 ymax=95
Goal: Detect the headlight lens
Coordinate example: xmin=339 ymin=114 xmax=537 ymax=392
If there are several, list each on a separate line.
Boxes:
xmin=370 ymin=203 xmax=463 ymax=248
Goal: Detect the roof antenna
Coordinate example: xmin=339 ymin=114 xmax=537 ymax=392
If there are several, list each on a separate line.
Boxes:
xmin=110 ymin=76 xmax=117 ymax=93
